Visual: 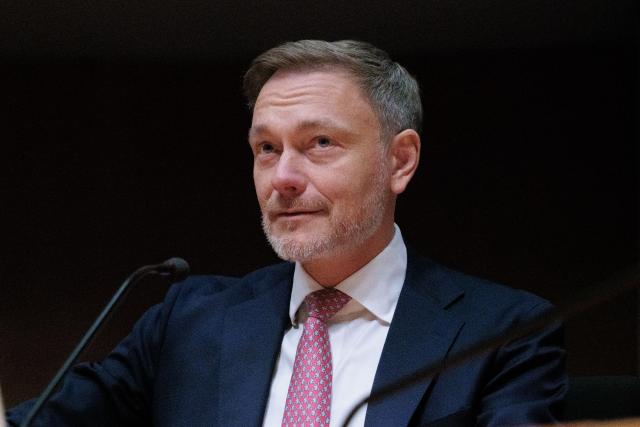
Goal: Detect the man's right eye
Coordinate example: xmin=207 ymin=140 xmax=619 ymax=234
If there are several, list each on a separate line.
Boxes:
xmin=258 ymin=143 xmax=275 ymax=154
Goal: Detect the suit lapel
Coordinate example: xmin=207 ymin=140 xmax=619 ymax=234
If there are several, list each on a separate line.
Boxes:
xmin=364 ymin=251 xmax=465 ymax=427
xmin=218 ymin=264 xmax=293 ymax=426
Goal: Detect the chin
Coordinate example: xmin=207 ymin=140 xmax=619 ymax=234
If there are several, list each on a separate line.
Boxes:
xmin=262 ymin=205 xmax=387 ymax=263
xmin=266 ymin=231 xmax=337 ymax=262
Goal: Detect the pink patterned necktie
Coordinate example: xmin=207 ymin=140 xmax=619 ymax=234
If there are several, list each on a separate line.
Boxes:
xmin=282 ymin=288 xmax=351 ymax=427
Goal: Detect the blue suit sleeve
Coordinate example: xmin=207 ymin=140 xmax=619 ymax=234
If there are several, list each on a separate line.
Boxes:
xmin=477 ymin=301 xmax=568 ymax=426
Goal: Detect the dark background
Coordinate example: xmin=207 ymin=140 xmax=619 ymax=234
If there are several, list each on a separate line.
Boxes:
xmin=1 ymin=0 xmax=638 ymax=407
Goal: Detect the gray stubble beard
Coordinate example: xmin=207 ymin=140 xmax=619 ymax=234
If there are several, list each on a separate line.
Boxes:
xmin=261 ymin=156 xmax=390 ymax=263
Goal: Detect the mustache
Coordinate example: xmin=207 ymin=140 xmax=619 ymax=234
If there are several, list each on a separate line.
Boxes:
xmin=264 ymin=196 xmax=328 ymax=213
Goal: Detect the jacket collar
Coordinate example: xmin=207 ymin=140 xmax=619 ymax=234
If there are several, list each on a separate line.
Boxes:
xmin=218 ymin=263 xmax=294 ymax=427
xmin=364 ymin=248 xmax=465 ymax=427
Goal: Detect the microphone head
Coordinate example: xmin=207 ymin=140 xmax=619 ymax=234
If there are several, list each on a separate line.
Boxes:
xmin=158 ymin=257 xmax=190 ymax=282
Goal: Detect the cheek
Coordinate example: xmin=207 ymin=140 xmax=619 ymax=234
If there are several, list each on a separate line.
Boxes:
xmin=314 ymin=158 xmax=375 ymax=199
xmin=318 ymin=175 xmax=365 ymax=208
xmin=333 ymin=167 xmax=388 ymax=209
xmin=253 ymin=172 xmax=271 ymax=205
xmin=337 ymin=164 xmax=379 ymax=192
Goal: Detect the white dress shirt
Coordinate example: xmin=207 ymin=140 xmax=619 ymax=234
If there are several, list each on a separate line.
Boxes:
xmin=262 ymin=225 xmax=407 ymax=427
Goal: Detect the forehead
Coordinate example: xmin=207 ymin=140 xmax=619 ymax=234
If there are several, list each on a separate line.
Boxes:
xmin=250 ymin=69 xmax=379 ymax=133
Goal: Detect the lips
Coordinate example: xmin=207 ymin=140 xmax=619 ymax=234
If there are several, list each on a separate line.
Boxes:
xmin=264 ymin=198 xmax=328 ymax=222
xmin=276 ymin=210 xmax=321 ymax=218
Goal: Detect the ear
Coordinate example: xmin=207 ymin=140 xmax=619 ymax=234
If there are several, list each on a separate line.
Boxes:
xmin=388 ymin=129 xmax=421 ymax=195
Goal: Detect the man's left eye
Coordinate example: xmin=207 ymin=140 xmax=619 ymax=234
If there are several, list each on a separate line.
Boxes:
xmin=316 ymin=137 xmax=332 ymax=148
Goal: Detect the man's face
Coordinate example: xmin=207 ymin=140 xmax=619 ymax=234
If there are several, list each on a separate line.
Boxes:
xmin=249 ymin=69 xmax=394 ymax=263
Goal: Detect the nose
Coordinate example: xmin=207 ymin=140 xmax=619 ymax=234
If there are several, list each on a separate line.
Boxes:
xmin=271 ymin=150 xmax=307 ymax=198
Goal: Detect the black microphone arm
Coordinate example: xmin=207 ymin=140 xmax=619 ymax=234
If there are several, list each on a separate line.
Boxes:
xmin=341 ymin=266 xmax=640 ymax=427
xmin=20 ymin=257 xmax=190 ymax=427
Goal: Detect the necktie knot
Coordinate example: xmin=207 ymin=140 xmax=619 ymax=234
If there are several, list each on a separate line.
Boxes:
xmin=304 ymin=288 xmax=351 ymax=323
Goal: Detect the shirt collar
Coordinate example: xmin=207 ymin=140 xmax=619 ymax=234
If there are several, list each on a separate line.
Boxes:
xmin=289 ymin=224 xmax=407 ymax=326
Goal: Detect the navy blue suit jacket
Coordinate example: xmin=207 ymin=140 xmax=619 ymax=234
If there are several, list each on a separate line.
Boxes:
xmin=8 ymin=250 xmax=567 ymax=426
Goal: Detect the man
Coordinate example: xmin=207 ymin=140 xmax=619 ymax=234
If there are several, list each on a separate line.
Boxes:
xmin=7 ymin=40 xmax=566 ymax=426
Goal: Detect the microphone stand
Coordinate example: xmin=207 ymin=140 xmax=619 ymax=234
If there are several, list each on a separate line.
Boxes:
xmin=20 ymin=259 xmax=188 ymax=427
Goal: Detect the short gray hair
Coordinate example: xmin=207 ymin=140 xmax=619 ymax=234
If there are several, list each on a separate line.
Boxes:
xmin=243 ymin=40 xmax=422 ymax=141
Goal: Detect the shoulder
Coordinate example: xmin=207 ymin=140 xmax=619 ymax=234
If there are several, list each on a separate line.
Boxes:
xmin=407 ymin=251 xmax=553 ymax=326
xmin=452 ymin=265 xmax=550 ymax=310
xmin=160 ymin=261 xmax=294 ymax=309
xmin=136 ymin=261 xmax=294 ymax=347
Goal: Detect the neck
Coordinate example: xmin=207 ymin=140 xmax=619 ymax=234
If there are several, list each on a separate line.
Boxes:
xmin=301 ymin=222 xmax=395 ymax=287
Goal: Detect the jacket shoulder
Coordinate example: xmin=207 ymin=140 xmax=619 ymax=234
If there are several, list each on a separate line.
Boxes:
xmin=409 ymin=252 xmax=553 ymax=321
xmin=162 ymin=261 xmax=294 ymax=306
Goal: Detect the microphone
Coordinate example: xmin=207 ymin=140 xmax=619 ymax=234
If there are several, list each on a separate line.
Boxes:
xmin=19 ymin=257 xmax=190 ymax=427
xmin=156 ymin=257 xmax=191 ymax=282
xmin=341 ymin=266 xmax=640 ymax=427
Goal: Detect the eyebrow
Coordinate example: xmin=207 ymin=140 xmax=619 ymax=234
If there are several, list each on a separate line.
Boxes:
xmin=248 ymin=119 xmax=350 ymax=141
